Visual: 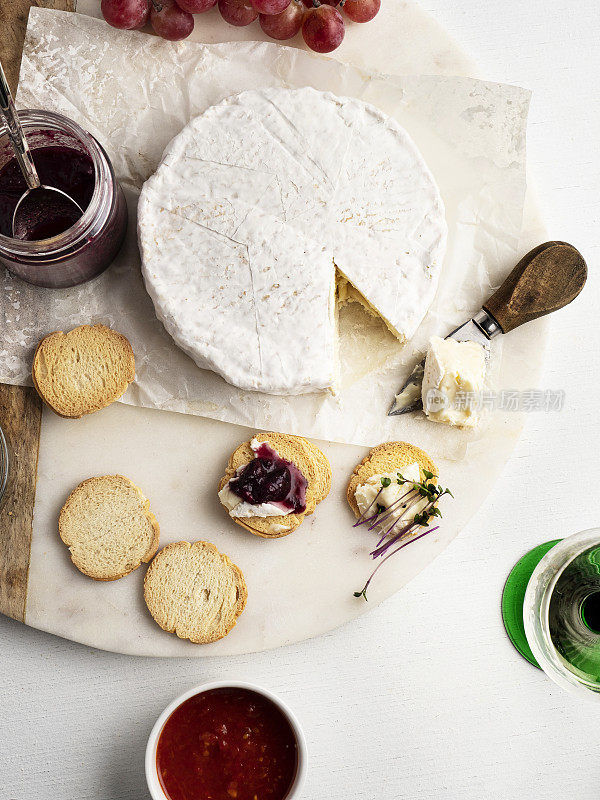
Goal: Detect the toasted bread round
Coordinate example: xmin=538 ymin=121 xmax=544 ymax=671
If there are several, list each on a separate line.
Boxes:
xmin=218 ymin=432 xmax=331 ymax=538
xmin=347 ymin=441 xmax=438 ymax=517
xmin=304 ymin=439 xmax=333 ymax=503
xmin=59 ymin=475 xmax=160 ymax=581
xmin=144 ymin=541 xmax=248 ymax=644
xmin=32 ymin=324 xmax=135 ymax=418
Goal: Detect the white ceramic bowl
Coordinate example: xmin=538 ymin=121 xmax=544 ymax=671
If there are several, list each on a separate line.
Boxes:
xmin=146 ymin=680 xmax=307 ymax=800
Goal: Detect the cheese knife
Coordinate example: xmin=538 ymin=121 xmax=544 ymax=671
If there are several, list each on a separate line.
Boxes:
xmin=388 ymin=241 xmax=587 ymax=416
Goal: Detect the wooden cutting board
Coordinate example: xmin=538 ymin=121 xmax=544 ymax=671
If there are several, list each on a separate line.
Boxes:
xmin=0 ymin=1 xmax=548 ymax=656
xmin=0 ymin=0 xmax=74 ymax=623
xmin=0 ymin=0 xmax=475 ymax=634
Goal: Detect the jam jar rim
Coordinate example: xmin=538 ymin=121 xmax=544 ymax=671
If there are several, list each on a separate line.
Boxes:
xmin=0 ymin=109 xmax=111 ymax=257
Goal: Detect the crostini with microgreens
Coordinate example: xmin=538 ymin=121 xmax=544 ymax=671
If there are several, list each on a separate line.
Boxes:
xmin=347 ymin=442 xmax=453 ymax=601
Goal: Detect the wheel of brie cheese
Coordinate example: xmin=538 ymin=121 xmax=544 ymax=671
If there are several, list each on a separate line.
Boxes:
xmin=138 ymin=88 xmax=447 ymax=395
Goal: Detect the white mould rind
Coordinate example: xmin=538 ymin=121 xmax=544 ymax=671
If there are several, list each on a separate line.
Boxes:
xmin=138 ymin=87 xmax=447 ymax=395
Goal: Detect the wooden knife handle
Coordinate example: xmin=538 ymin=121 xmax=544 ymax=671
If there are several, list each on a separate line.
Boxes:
xmin=482 ymin=241 xmax=587 ymax=334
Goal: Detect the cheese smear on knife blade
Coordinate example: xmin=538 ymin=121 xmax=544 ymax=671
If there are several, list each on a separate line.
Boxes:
xmin=138 ymin=88 xmax=447 ymax=395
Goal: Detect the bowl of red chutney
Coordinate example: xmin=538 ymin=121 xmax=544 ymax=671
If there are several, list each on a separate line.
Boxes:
xmin=145 ymin=681 xmax=307 ymax=800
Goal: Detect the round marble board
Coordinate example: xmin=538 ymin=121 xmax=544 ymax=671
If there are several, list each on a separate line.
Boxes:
xmin=23 ymin=0 xmax=548 ymax=656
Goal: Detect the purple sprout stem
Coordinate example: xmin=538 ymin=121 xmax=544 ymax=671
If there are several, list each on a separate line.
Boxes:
xmin=370 ymin=492 xmax=423 ymax=547
xmin=371 ymin=521 xmax=416 ymax=558
xmin=358 ymin=526 xmax=440 ymax=600
xmin=382 ymin=505 xmax=415 ymax=537
xmin=352 ymin=487 xmax=384 ymax=527
xmin=366 ymin=488 xmax=419 ymax=531
xmin=360 ymin=509 xmax=390 ymax=528
xmin=371 ymin=498 xmax=438 ymax=559
xmin=373 ymin=515 xmax=409 ymax=551
xmin=374 ymin=527 xmax=390 ymax=549
xmin=371 ymin=495 xmax=426 ymax=551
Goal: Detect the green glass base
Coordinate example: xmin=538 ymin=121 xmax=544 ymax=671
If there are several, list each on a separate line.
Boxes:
xmin=501 ymin=540 xmax=562 ymax=668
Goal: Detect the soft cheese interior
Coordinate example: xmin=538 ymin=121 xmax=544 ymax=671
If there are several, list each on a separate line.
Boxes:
xmin=218 ymin=483 xmax=289 ymax=519
xmin=422 ymin=336 xmax=486 ymax=427
xmin=139 ymin=88 xmax=447 ymax=395
xmin=354 ymin=463 xmax=430 ymax=532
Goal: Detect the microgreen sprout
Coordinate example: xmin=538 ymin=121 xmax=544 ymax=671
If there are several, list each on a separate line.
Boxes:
xmin=353 ymin=472 xmax=453 ymax=601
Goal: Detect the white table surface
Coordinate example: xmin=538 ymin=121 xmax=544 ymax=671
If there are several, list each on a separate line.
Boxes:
xmin=2 ymin=0 xmax=599 ymax=797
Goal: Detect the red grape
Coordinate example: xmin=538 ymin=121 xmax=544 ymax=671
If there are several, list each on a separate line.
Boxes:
xmin=150 ymin=0 xmax=194 ymax=39
xmin=302 ymin=5 xmax=344 ymax=52
xmin=101 ymin=0 xmax=150 ymax=29
xmin=252 ymin=0 xmax=289 ymax=13
xmin=218 ymin=0 xmax=258 ymax=25
xmin=259 ymin=0 xmax=304 ymax=38
xmin=176 ymin=0 xmax=217 ymax=11
xmin=342 ymin=0 xmax=380 ymax=22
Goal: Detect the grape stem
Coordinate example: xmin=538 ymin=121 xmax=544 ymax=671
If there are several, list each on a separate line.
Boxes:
xmin=150 ymin=0 xmax=163 ymax=11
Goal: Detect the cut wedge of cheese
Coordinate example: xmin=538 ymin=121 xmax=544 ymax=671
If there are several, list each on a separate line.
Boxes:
xmin=139 ymin=88 xmax=447 ymax=395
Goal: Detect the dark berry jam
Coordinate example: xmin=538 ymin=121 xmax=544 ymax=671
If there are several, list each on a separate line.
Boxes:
xmin=0 ymin=116 xmax=128 ymax=288
xmin=156 ymin=687 xmax=298 ymax=800
xmin=229 ymin=442 xmax=307 ymax=513
xmin=0 ymin=144 xmax=94 ymax=240
xmin=11 ymin=187 xmax=83 ymax=241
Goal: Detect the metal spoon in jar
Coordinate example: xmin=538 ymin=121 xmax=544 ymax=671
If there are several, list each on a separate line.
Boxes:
xmin=0 ymin=61 xmax=83 ymax=240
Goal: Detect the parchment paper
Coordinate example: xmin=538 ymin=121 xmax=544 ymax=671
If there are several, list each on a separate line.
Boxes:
xmin=1 ymin=8 xmax=530 ymax=455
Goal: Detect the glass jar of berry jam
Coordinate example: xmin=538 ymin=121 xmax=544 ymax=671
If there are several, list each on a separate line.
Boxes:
xmin=0 ymin=110 xmax=127 ymax=288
